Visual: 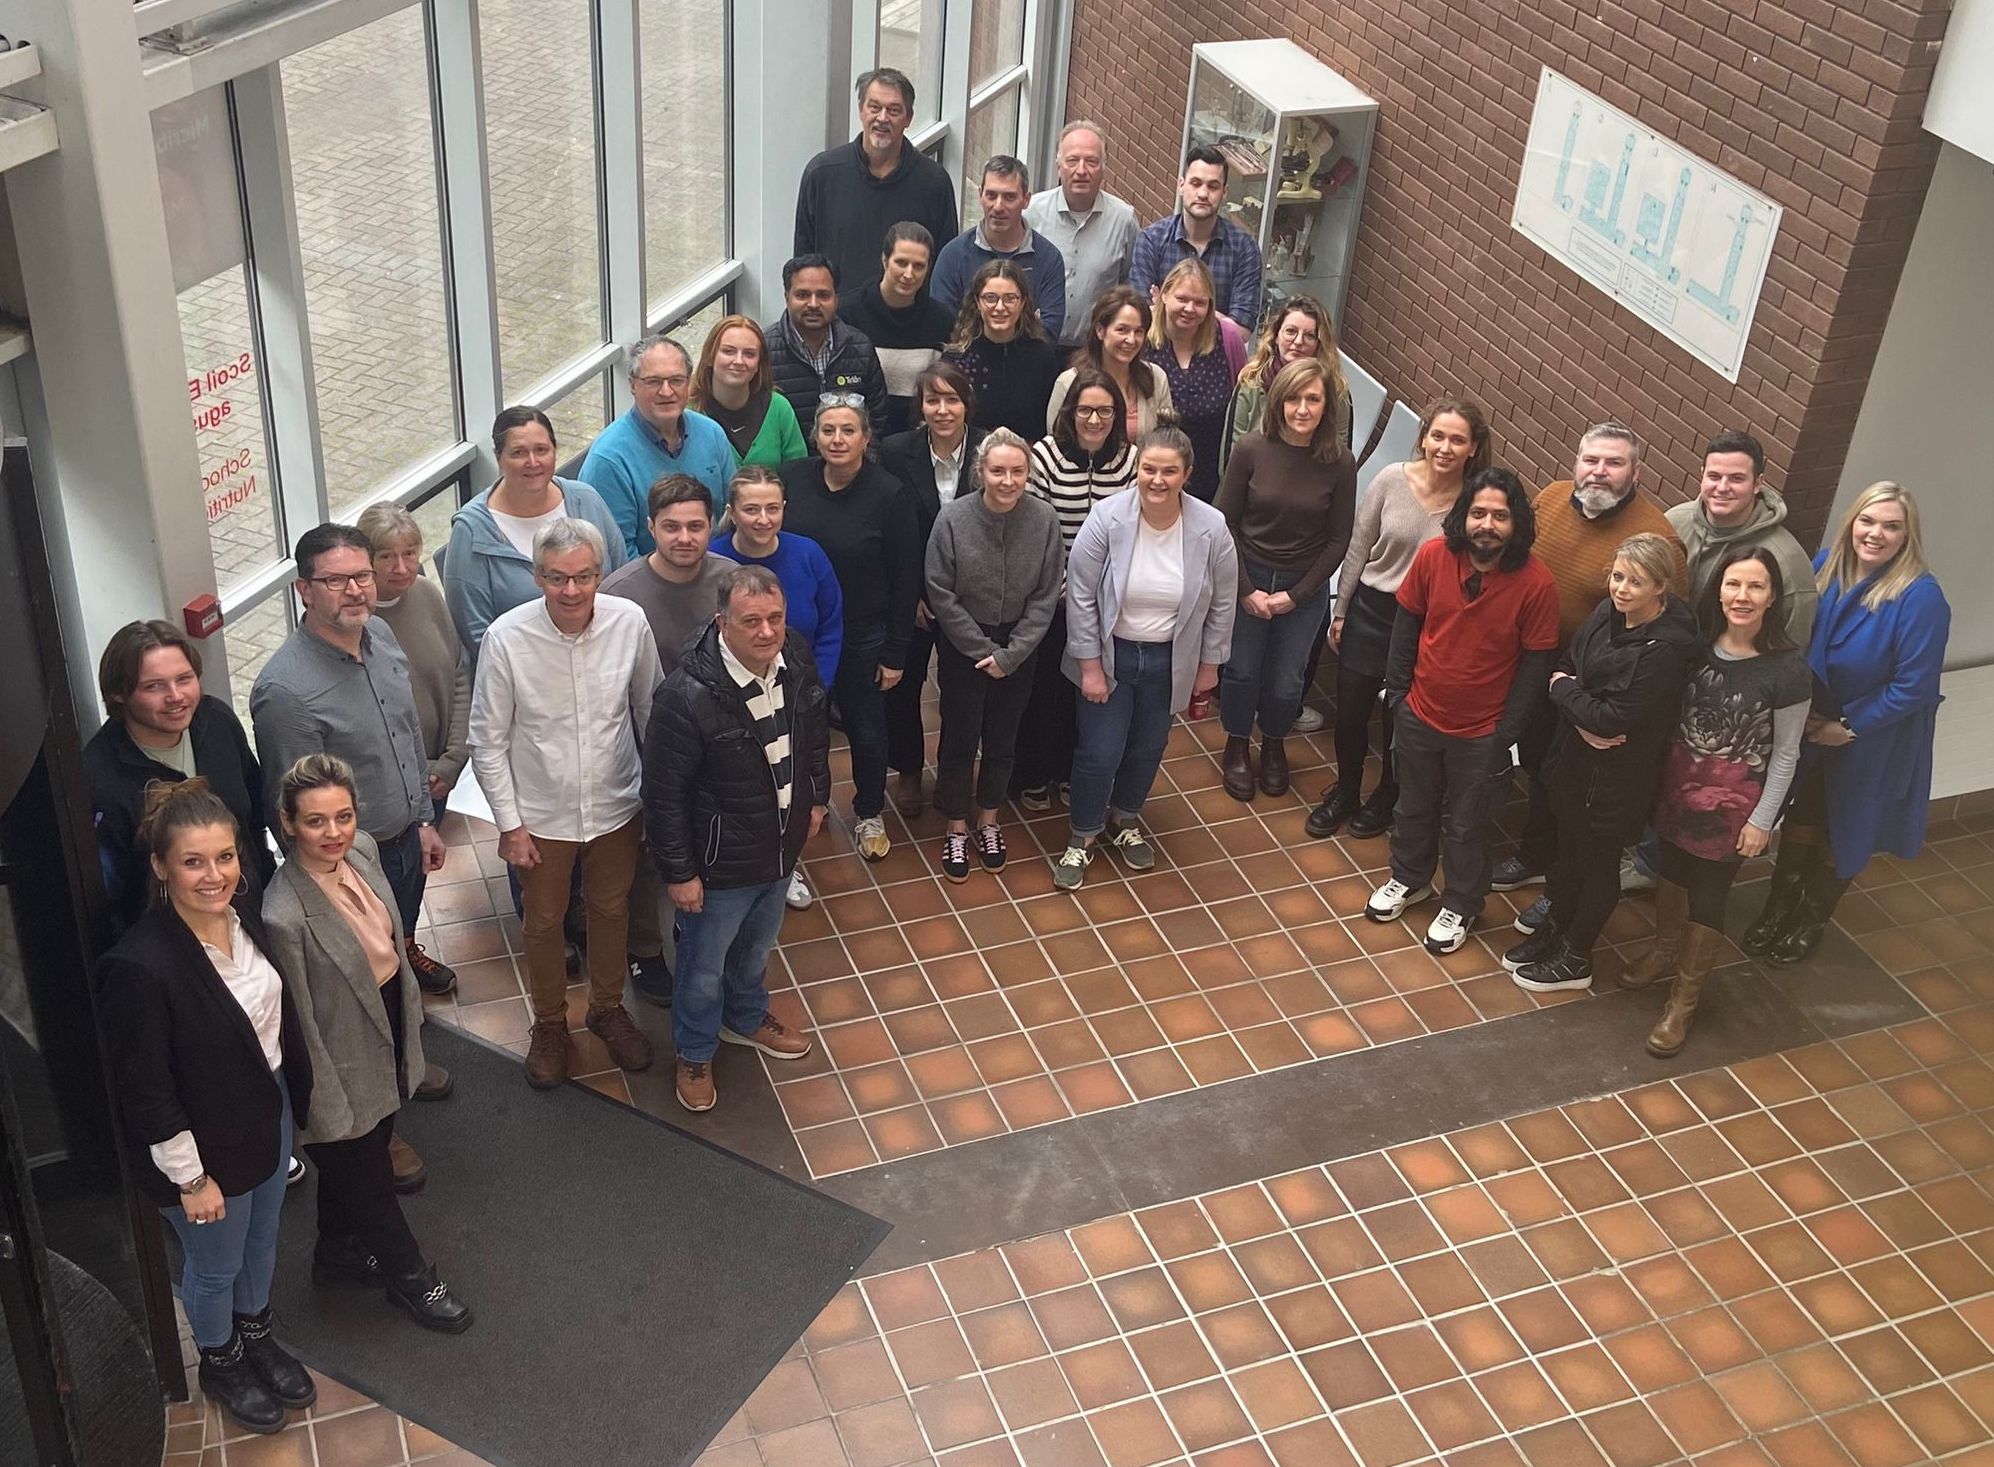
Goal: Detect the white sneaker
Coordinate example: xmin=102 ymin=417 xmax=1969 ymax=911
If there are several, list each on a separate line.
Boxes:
xmin=1365 ymin=878 xmax=1434 ymax=922
xmin=1425 ymin=908 xmax=1470 ymax=954
xmin=1292 ymin=705 xmax=1326 ymax=734
xmin=853 ymin=816 xmax=890 ymax=861
xmin=1619 ymin=854 xmax=1657 ymax=892
xmin=785 ymin=869 xmax=813 ymax=910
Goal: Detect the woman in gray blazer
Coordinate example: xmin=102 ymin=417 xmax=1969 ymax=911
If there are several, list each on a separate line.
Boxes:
xmin=1053 ymin=426 xmax=1238 ymax=890
xmin=264 ymin=754 xmax=472 ymax=1334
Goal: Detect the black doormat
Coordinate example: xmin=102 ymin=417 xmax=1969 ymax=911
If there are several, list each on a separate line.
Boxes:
xmin=268 ymin=1024 xmax=889 ymax=1466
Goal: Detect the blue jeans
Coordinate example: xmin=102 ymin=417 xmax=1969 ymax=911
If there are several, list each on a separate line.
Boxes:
xmin=833 ymin=628 xmax=890 ymax=820
xmin=1068 ymin=638 xmax=1176 ymax=840
xmin=163 ymin=1076 xmax=293 ymax=1350
xmin=374 ymin=821 xmax=426 ymax=936
xmin=672 ymin=878 xmax=788 ymax=1062
xmin=1220 ymin=562 xmax=1332 ymax=740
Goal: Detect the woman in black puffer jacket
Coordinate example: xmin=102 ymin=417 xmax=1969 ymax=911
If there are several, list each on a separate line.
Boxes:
xmin=1503 ymin=533 xmax=1701 ymax=993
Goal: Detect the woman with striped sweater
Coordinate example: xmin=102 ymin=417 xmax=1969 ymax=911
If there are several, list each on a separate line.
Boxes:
xmin=1010 ymin=368 xmax=1138 ymax=807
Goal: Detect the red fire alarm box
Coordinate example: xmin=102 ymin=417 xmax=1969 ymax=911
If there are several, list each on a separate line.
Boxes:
xmin=183 ymin=593 xmax=225 ymax=639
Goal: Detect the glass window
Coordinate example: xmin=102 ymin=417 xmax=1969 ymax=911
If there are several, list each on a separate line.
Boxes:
xmin=547 ymin=373 xmax=611 ymax=468
xmin=662 ymin=293 xmax=730 ymax=365
xmin=283 ymin=8 xmax=456 ymax=521
xmin=969 ymin=0 xmax=1027 ymax=90
xmin=481 ymin=0 xmax=603 ymax=395
xmin=961 ymin=88 xmax=1021 ymax=232
xmin=640 ymin=0 xmax=729 ymax=309
xmin=411 ymin=486 xmax=462 ymax=565
xmin=223 ymin=594 xmax=294 ymax=724
xmin=878 ymin=0 xmax=943 ymax=125
xmin=154 ymin=90 xmax=281 ymax=595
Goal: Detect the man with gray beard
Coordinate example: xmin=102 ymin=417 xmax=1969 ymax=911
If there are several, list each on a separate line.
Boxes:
xmin=1489 ymin=423 xmax=1685 ymax=908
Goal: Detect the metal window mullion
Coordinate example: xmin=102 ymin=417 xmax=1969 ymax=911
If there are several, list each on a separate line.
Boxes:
xmin=849 ymin=0 xmax=880 ymax=88
xmin=1030 ymin=0 xmax=1070 ymax=186
xmin=1013 ymin=0 xmax=1041 ymax=163
xmin=935 ymin=0 xmax=973 ymax=192
xmin=429 ymin=0 xmax=503 ymax=490
xmin=597 ymin=0 xmax=643 ymax=420
xmin=229 ymin=65 xmax=327 ymax=551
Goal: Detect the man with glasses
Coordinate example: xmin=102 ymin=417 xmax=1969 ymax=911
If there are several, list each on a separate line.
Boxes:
xmin=794 ymin=67 xmax=958 ymax=295
xmin=579 ymin=335 xmax=738 ymax=560
xmin=765 ymin=254 xmax=890 ymax=438
xmin=931 ymin=156 xmax=1068 ymax=338
xmin=1025 ymin=123 xmax=1139 ymax=346
xmin=252 ymin=524 xmax=448 ymax=982
xmin=470 ymin=518 xmax=661 ymax=1090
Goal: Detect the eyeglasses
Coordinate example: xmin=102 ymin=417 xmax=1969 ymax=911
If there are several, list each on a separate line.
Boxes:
xmin=306 ymin=571 xmax=375 ymax=593
xmin=539 ymin=571 xmax=601 ymax=590
xmin=978 ymin=293 xmax=1022 ymax=309
xmin=1073 ymin=405 xmax=1116 ymax=420
xmin=635 ymin=373 xmax=691 ymax=392
xmin=818 ymin=392 xmax=868 ymax=411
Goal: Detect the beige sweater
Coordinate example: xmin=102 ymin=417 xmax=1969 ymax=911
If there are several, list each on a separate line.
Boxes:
xmin=374 ymin=576 xmax=471 ymax=789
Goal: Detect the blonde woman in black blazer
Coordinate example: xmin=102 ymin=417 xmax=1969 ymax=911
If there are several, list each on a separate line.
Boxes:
xmin=263 ymin=754 xmax=471 ymax=1334
xmin=96 ymin=780 xmax=316 ymax=1435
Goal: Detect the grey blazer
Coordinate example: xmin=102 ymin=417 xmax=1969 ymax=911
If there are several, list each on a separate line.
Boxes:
xmin=1062 ymin=488 xmax=1238 ymax=712
xmin=261 ymin=831 xmax=427 ymax=1146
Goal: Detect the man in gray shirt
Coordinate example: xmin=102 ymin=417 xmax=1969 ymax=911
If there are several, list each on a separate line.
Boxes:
xmin=1025 ymin=121 xmax=1140 ymax=346
xmin=600 ymin=474 xmax=732 ymax=1004
xmin=252 ymin=524 xmax=448 ymax=987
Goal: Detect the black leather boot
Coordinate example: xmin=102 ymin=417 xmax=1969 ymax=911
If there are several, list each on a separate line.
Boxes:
xmin=1742 ymin=829 xmax=1820 ymax=955
xmin=1222 ymin=737 xmax=1256 ymax=801
xmin=388 ymin=1265 xmax=475 ymax=1334
xmin=1765 ymin=875 xmax=1852 ymax=968
xmin=1305 ymin=785 xmax=1361 ymax=839
xmin=197 ymin=1332 xmax=286 ymax=1435
xmin=312 ymin=1234 xmax=386 ymax=1289
xmin=233 ymin=1307 xmax=316 ymax=1408
xmin=1258 ymin=737 xmax=1290 ymax=796
xmin=1346 ymin=783 xmax=1398 ymax=839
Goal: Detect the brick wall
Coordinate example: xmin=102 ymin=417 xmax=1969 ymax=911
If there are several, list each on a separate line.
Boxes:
xmin=1068 ymin=0 xmax=1952 ymax=541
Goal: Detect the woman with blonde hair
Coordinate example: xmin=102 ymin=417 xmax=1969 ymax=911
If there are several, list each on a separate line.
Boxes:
xmin=1143 ymin=258 xmax=1237 ymax=504
xmin=1044 ymin=285 xmax=1175 ymax=441
xmin=689 ymin=315 xmax=809 ymax=466
xmin=1744 ymin=481 xmax=1950 ymax=966
xmin=1224 ymin=295 xmax=1352 ymax=466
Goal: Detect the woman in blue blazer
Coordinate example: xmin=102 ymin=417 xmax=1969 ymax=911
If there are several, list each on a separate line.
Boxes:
xmin=1744 ymin=482 xmax=1950 ymax=965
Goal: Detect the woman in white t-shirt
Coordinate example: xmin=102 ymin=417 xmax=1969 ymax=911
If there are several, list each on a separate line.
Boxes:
xmin=1052 ymin=427 xmax=1238 ymax=889
xmin=441 ymin=406 xmax=628 ymax=655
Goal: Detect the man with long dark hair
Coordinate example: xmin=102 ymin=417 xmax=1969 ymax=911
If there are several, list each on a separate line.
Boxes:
xmin=1363 ymin=469 xmax=1560 ymax=955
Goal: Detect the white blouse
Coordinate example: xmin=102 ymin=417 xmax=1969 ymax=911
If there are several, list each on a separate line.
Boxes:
xmin=1113 ymin=515 xmax=1185 ymax=642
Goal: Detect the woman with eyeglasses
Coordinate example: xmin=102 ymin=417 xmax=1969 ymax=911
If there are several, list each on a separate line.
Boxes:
xmin=1215 ymin=359 xmax=1358 ymax=803
xmin=1306 ymin=398 xmax=1490 ymax=841
xmin=780 ymin=396 xmax=921 ymax=862
xmin=1012 ymin=368 xmax=1138 ymax=809
xmin=879 ymin=362 xmax=986 ymax=815
xmin=688 ymin=315 xmax=809 ymax=467
xmin=1143 ymin=258 xmax=1237 ymax=505
xmin=1223 ymin=296 xmax=1352 ymax=469
xmin=941 ymin=259 xmax=1062 ymax=441
xmin=1045 ymin=286 xmax=1174 ymax=443
xmin=443 ymin=406 xmax=628 ymax=654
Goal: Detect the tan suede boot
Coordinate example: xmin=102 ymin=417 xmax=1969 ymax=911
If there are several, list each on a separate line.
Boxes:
xmin=1646 ymin=923 xmax=1725 ymax=1057
xmin=1619 ymin=879 xmax=1688 ymax=989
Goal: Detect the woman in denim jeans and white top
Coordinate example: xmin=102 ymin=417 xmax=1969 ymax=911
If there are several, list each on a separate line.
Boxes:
xmin=1052 ymin=427 xmax=1237 ymax=889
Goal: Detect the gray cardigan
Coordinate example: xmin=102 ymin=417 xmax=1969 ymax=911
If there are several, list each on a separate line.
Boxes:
xmin=924 ymin=491 xmax=1065 ymax=674
xmin=261 ymin=832 xmax=427 ymax=1146
xmin=1062 ymin=490 xmax=1237 ymax=712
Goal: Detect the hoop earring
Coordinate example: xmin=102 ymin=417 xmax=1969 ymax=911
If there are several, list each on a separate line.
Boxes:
xmin=232 ymin=874 xmax=247 ymax=899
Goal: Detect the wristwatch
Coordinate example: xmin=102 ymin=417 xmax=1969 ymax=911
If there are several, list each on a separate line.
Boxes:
xmin=1838 ymin=717 xmax=1856 ymax=740
xmin=178 ymin=1174 xmax=209 ymax=1195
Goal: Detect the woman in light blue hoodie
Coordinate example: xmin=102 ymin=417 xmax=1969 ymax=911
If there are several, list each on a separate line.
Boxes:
xmin=442 ymin=407 xmax=627 ymax=658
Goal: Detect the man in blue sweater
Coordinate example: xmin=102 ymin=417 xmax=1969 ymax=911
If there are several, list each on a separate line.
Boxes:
xmin=579 ymin=336 xmax=738 ymax=557
xmin=930 ymin=156 xmax=1067 ymax=339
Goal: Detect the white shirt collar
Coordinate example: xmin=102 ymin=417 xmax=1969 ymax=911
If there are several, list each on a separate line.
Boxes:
xmin=719 ymin=634 xmax=784 ymax=692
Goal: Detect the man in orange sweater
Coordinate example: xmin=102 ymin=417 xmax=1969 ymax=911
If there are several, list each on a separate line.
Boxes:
xmin=1491 ymin=422 xmax=1686 ymax=908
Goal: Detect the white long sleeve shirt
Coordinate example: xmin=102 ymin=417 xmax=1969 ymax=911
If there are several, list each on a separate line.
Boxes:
xmin=469 ymin=596 xmax=659 ymax=840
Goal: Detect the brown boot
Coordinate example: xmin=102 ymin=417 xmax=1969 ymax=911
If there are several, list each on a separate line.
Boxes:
xmin=1619 ymin=879 xmax=1688 ymax=988
xmin=525 ymin=1020 xmax=570 ymax=1089
xmin=1222 ymin=737 xmax=1256 ymax=802
xmin=1258 ymin=737 xmax=1290 ymax=796
xmin=675 ymin=1058 xmax=716 ymax=1112
xmin=585 ymin=1003 xmax=656 ymax=1072
xmin=1646 ymin=923 xmax=1725 ymax=1058
xmin=388 ymin=1134 xmax=427 ymax=1194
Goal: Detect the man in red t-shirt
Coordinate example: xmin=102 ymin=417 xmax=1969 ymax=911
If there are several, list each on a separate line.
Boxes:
xmin=1364 ymin=469 xmax=1561 ymax=954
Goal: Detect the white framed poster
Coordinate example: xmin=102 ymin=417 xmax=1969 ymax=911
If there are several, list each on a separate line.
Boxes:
xmin=1512 ymin=69 xmax=1782 ymax=383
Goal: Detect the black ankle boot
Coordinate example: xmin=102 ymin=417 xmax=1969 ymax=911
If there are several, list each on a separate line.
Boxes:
xmin=1742 ymin=843 xmax=1813 ymax=956
xmin=233 ymin=1308 xmax=316 ymax=1408
xmin=1305 ymin=785 xmax=1362 ymax=839
xmin=388 ymin=1265 xmax=474 ymax=1334
xmin=197 ymin=1332 xmax=286 ymax=1434
xmin=1346 ymin=783 xmax=1398 ymax=839
xmin=1765 ymin=876 xmax=1852 ymax=968
xmin=312 ymin=1234 xmax=386 ymax=1289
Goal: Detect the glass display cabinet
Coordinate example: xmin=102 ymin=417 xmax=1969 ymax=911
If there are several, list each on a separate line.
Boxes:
xmin=1180 ymin=39 xmax=1378 ymax=331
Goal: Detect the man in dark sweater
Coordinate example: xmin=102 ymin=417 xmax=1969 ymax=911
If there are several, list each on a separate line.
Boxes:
xmin=764 ymin=255 xmax=890 ymax=439
xmin=794 ymin=68 xmax=958 ymax=296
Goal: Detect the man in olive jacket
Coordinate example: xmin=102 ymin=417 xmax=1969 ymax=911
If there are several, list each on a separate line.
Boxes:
xmin=642 ymin=565 xmax=830 ymax=1114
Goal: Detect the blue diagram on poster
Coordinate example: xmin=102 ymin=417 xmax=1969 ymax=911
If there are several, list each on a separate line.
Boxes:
xmin=1513 ymin=68 xmax=1781 ymax=382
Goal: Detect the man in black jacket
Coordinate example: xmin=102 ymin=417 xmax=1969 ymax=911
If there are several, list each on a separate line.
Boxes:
xmin=643 ymin=565 xmax=829 ymax=1112
xmin=765 ymin=255 xmax=890 ymax=439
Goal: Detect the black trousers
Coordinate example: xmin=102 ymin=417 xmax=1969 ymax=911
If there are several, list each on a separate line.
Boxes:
xmin=1009 ymin=605 xmax=1074 ymax=795
xmin=1658 ymin=840 xmax=1743 ymax=929
xmin=1514 ymin=696 xmax=1561 ymax=872
xmin=935 ymin=629 xmax=1036 ymax=820
xmin=1544 ymin=778 xmax=1631 ymax=956
xmin=306 ymin=1113 xmax=424 ymax=1275
xmin=1333 ymin=666 xmax=1397 ymax=794
xmin=885 ymin=621 xmax=937 ymax=776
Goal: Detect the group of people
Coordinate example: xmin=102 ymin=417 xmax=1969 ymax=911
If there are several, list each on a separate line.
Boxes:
xmin=84 ymin=62 xmax=1953 ymax=1439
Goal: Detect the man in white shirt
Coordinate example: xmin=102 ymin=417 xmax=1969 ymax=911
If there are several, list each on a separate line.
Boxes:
xmin=1025 ymin=121 xmax=1140 ymax=346
xmin=469 ymin=517 xmax=662 ymax=1089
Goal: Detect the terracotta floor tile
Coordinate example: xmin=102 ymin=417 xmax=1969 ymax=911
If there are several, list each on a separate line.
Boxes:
xmin=1497 ymin=1287 xmax=1589 ymax=1355
xmin=911 ymin=1378 xmax=1005 ymax=1452
xmin=1666 ymin=1307 xmax=1761 ymax=1375
xmin=961 ymin=1300 xmax=1052 ymax=1370
xmin=1119 ymin=1048 xmax=1196 ymax=1101
xmin=1774 ymin=1342 xmax=1872 ymax=1416
xmin=865 ymin=1104 xmax=944 ymax=1162
xmin=1404 ymin=1379 xmax=1501 ymax=1454
xmin=1649 ymin=1380 xmax=1748 ymax=1457
xmin=796 ymin=1119 xmax=880 ymax=1176
xmin=1156 ymin=1378 xmax=1252 ymax=1454
xmin=813 ymin=1338 xmax=903 ymax=1412
xmin=1360 ymin=1199 xmax=1445 ymax=1262
xmin=990 ymin=1076 xmax=1071 ymax=1130
xmin=885 ymin=1317 xmax=976 ymax=1389
xmin=1084 ymin=1396 xmax=1178 ymax=1467
xmin=1334 ymin=1397 xmax=1432 ymax=1467
xmin=1330 ymin=1269 xmax=1421 ymax=1333
xmin=1199 ymin=1300 xmax=1287 ymax=1370
xmin=1098 ymin=1267 xmax=1186 ymax=1333
xmin=1367 ymin=1322 xmax=1457 ymax=1392
xmin=1127 ymin=1319 xmax=1220 ymax=1391
xmin=1060 ymin=1338 xmax=1148 ymax=1410
xmin=1055 ymin=1060 xmax=1134 ymax=1116
xmin=836 ymin=1398 xmax=926 ymax=1467
xmin=986 ymin=1356 xmax=1079 ymax=1433
xmin=744 ymin=1357 xmax=830 ymax=1434
xmin=1012 ymin=1421 xmax=1107 ymax=1467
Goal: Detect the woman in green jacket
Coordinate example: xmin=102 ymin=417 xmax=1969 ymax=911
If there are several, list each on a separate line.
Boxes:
xmin=1222 ymin=296 xmax=1353 ymax=470
xmin=690 ymin=315 xmax=809 ymax=467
